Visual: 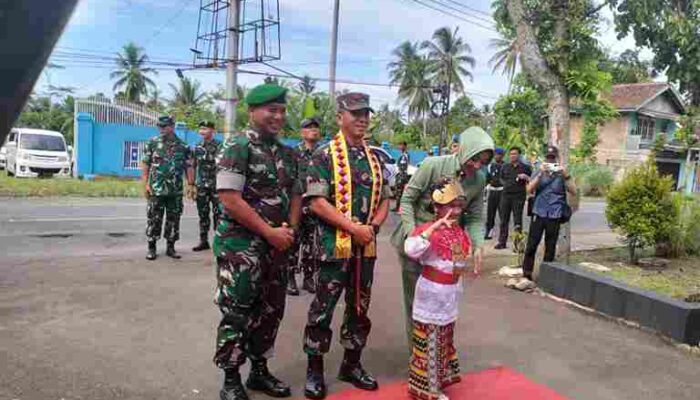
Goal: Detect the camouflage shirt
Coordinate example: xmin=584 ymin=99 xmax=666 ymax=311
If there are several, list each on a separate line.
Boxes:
xmin=193 ymin=138 xmax=222 ymax=189
xmin=213 ymin=128 xmax=298 ymax=259
xmin=305 ymin=141 xmax=391 ymax=261
xmin=295 ymin=142 xmax=318 ymax=193
xmin=142 ymin=134 xmax=192 ymax=196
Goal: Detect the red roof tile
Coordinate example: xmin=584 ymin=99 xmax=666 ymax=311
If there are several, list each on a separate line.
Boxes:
xmin=604 ymin=83 xmax=671 ymax=110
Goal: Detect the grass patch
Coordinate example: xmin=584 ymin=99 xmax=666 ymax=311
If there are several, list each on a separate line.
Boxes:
xmin=571 ymin=248 xmax=700 ymax=301
xmin=0 ymin=173 xmax=142 ymax=198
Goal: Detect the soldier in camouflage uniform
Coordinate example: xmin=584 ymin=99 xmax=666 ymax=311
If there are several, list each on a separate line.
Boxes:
xmin=303 ymin=93 xmax=391 ymax=399
xmin=192 ymin=120 xmax=222 ymax=252
xmin=213 ymin=84 xmax=301 ymax=400
xmin=141 ymin=115 xmax=194 ymax=260
xmin=287 ymin=117 xmax=322 ymax=296
xmin=394 ymin=141 xmax=410 ymax=212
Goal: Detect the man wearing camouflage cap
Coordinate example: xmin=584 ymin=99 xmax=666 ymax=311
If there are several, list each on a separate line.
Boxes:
xmin=141 ymin=115 xmax=194 ymax=260
xmin=191 ymin=120 xmax=222 ymax=252
xmin=213 ymin=83 xmax=301 ymax=400
xmin=302 ymin=92 xmax=390 ymax=399
xmin=287 ymin=117 xmax=322 ymax=296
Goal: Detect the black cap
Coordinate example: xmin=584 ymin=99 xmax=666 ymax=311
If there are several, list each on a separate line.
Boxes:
xmin=198 ymin=120 xmax=215 ymax=129
xmin=546 ymin=145 xmax=559 ymax=158
xmin=300 ymin=118 xmax=320 ymax=129
xmin=157 ymin=115 xmax=175 ymax=127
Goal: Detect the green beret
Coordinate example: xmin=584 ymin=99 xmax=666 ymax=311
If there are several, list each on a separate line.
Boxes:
xmin=246 ymin=84 xmax=287 ymax=106
xmin=157 ymin=115 xmax=175 ymax=127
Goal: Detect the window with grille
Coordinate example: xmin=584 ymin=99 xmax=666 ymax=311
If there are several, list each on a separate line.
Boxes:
xmin=123 ymin=141 xmax=146 ymax=170
xmin=637 ymin=116 xmax=656 ymax=142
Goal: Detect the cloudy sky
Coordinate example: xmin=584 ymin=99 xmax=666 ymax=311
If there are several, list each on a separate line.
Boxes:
xmin=39 ymin=0 xmax=640 ymax=109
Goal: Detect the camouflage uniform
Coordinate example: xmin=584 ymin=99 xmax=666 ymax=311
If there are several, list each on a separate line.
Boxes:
xmin=303 ymin=142 xmax=391 ymax=356
xmin=193 ymin=138 xmax=222 ymax=242
xmin=395 ymin=151 xmax=410 ymax=208
xmin=290 ymin=142 xmax=319 ymax=283
xmin=213 ymin=128 xmax=298 ymax=369
xmin=143 ymin=133 xmax=192 ymax=243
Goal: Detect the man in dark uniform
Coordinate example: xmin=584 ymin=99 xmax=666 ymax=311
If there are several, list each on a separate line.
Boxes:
xmin=141 ymin=115 xmax=194 ymax=260
xmin=495 ymin=146 xmax=532 ymax=249
xmin=303 ymin=93 xmax=391 ymax=399
xmin=484 ymin=147 xmax=505 ymax=240
xmin=192 ymin=120 xmax=222 ymax=251
xmin=288 ymin=117 xmax=322 ymax=296
xmin=213 ymin=84 xmax=301 ymax=400
xmin=393 ymin=141 xmax=410 ymax=212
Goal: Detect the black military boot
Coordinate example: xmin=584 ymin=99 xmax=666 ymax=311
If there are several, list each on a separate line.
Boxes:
xmin=302 ymin=273 xmax=316 ymax=294
xmin=287 ymin=271 xmax=300 ymax=296
xmin=192 ymin=235 xmax=210 ymax=252
xmin=146 ymin=241 xmax=157 ymax=261
xmin=246 ymin=359 xmax=291 ymax=398
xmin=220 ymin=368 xmax=249 ymax=400
xmin=337 ymin=349 xmax=378 ymax=391
xmin=304 ymin=355 xmax=326 ymax=399
xmin=165 ymin=241 xmax=181 ymax=259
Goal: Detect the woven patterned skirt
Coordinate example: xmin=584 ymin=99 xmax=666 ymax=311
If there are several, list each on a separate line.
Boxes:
xmin=408 ymin=320 xmax=461 ymax=400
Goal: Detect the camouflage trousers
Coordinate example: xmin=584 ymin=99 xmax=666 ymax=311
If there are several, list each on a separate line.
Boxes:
xmin=195 ymin=187 xmax=221 ymax=240
xmin=289 ymin=216 xmax=318 ymax=278
xmin=146 ymin=195 xmax=183 ymax=242
xmin=303 ymin=257 xmax=375 ymax=356
xmin=214 ymin=246 xmax=288 ymax=369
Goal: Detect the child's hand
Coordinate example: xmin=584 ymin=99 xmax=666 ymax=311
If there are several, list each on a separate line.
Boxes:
xmin=430 ymin=210 xmax=453 ymax=231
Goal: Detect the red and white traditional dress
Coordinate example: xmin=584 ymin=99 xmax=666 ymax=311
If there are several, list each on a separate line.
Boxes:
xmin=404 ymin=222 xmax=471 ymax=400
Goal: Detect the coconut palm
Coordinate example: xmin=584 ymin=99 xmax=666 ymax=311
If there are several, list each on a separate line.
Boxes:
xmin=489 ymin=36 xmax=520 ymax=91
xmin=111 ymin=42 xmax=157 ymax=103
xmin=388 ymin=41 xmax=421 ymax=85
xmin=421 ymin=27 xmax=475 ymax=94
xmin=169 ymin=77 xmax=207 ymax=107
xmin=297 ymin=75 xmax=317 ymax=96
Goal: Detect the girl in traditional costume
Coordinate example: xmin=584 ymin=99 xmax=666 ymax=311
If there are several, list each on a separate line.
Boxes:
xmin=405 ymin=179 xmax=472 ymax=400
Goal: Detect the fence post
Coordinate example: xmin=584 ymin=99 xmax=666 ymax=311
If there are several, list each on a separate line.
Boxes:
xmin=75 ymin=112 xmax=94 ymax=178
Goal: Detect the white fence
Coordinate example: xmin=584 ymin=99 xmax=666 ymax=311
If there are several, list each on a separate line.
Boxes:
xmin=75 ymin=98 xmax=160 ymax=127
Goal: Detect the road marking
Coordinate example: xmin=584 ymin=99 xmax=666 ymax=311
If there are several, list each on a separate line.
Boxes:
xmin=5 ymin=216 xmax=198 ymax=223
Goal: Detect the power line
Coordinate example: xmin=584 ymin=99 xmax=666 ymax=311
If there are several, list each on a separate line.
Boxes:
xmin=404 ymin=0 xmax=497 ymax=32
xmin=440 ymin=0 xmax=492 ymax=17
xmin=142 ymin=0 xmax=199 ymax=47
xmin=423 ymin=0 xmax=494 ymax=25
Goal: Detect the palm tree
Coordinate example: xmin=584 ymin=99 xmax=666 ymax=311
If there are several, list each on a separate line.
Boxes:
xmin=421 ymin=27 xmax=475 ymax=94
xmin=169 ymin=77 xmax=207 ymax=107
xmin=297 ymin=75 xmax=316 ymax=96
xmin=111 ymin=42 xmax=157 ymax=103
xmin=489 ymin=36 xmax=520 ymax=92
xmin=388 ymin=42 xmax=433 ymax=141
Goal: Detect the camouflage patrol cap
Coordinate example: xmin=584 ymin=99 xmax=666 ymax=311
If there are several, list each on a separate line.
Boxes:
xmin=198 ymin=120 xmax=216 ymax=129
xmin=246 ymin=83 xmax=288 ymax=107
xmin=157 ymin=115 xmax=175 ymax=127
xmin=300 ymin=117 xmax=320 ymax=129
xmin=336 ymin=92 xmax=374 ymax=113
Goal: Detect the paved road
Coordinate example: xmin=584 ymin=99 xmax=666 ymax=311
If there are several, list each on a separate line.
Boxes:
xmin=2 ymin=197 xmax=697 ymax=400
xmin=0 ymin=197 xmax=609 ymax=260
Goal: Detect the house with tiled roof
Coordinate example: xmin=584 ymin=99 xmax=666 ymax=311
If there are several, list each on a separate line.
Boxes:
xmin=570 ymin=82 xmax=700 ymax=193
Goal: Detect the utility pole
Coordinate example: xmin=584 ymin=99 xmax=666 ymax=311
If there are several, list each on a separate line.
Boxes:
xmin=328 ymin=0 xmax=340 ymax=99
xmin=225 ymin=0 xmax=241 ymax=137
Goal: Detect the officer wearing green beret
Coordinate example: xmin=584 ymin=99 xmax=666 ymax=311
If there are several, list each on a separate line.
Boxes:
xmin=213 ymin=84 xmax=301 ymax=400
xmin=141 ymin=115 xmax=194 ymax=260
xmin=302 ymin=92 xmax=391 ymax=399
xmin=192 ymin=120 xmax=222 ymax=252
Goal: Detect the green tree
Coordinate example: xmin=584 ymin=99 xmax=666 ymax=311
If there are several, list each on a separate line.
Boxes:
xmin=111 ymin=42 xmax=157 ymax=103
xmin=421 ymin=26 xmax=476 ymax=94
xmin=599 ymin=49 xmax=654 ymax=84
xmin=448 ymin=95 xmax=482 ymax=134
xmin=613 ymin=0 xmax=700 ymax=105
xmin=573 ymin=98 xmax=619 ymax=162
xmin=169 ymin=77 xmax=208 ymax=107
xmin=606 ymin=159 xmax=676 ymax=264
xmin=489 ymin=36 xmax=520 ymax=91
xmin=16 ymin=95 xmax=75 ymax=144
xmin=491 ymin=75 xmax=547 ymax=154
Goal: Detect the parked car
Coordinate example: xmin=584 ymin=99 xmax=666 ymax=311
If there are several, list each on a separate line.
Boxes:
xmin=370 ymin=146 xmax=417 ymax=195
xmin=5 ymin=128 xmax=72 ymax=178
xmin=0 ymin=143 xmax=6 ymax=170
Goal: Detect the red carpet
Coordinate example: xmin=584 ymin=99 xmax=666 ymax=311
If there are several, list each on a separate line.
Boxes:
xmin=326 ymin=367 xmax=567 ymax=399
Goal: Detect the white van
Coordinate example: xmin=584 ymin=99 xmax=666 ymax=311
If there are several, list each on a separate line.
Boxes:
xmin=5 ymin=128 xmax=72 ymax=178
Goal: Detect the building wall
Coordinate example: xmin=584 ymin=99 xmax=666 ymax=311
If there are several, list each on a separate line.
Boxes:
xmin=75 ymin=112 xmax=430 ymax=178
